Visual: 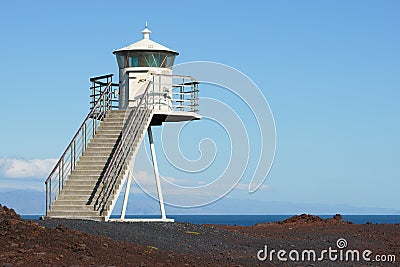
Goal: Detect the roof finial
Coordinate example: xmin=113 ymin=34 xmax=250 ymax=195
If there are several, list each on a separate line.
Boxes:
xmin=141 ymin=21 xmax=151 ymax=40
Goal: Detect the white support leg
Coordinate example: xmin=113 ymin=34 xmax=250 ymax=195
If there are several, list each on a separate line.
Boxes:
xmin=148 ymin=127 xmax=167 ymax=220
xmin=120 ymin=170 xmax=133 ymax=220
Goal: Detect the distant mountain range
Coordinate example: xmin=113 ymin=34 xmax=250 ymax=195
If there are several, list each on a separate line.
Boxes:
xmin=1 ymin=189 xmax=399 ymax=216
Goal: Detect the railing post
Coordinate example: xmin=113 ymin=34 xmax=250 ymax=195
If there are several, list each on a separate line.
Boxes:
xmin=92 ymin=81 xmax=95 ymax=110
xmin=145 ymin=87 xmax=148 ymax=108
xmin=61 ymin=158 xmax=64 ymax=188
xmin=73 ymin=140 xmax=76 ymax=168
xmin=152 ymin=76 xmax=155 ymax=108
xmin=58 ymin=164 xmax=61 ymax=194
xmin=103 ymin=88 xmax=106 ymax=115
xmin=192 ymin=83 xmax=195 ymax=112
xmin=83 ymin=123 xmax=87 ymax=149
xmin=181 ymin=84 xmax=184 ymax=111
xmin=92 ymin=118 xmax=95 ymax=138
xmin=45 ymin=181 xmax=48 ymax=215
xmin=49 ymin=178 xmax=52 ymax=211
xmin=195 ymin=83 xmax=198 ymax=112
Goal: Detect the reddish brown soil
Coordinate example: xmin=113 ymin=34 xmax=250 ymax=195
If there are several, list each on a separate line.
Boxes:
xmin=216 ymin=214 xmax=400 ymax=266
xmin=0 ymin=205 xmax=204 ymax=266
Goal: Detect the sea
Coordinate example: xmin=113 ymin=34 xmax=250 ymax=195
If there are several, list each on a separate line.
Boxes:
xmin=21 ymin=215 xmax=400 ymax=226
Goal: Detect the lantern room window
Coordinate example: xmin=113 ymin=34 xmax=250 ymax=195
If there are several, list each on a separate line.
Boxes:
xmin=116 ymin=51 xmax=176 ymax=69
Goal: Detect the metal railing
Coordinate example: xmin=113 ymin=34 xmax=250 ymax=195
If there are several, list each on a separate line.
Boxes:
xmin=93 ymin=81 xmax=153 ymax=215
xmin=169 ymin=74 xmax=199 ymax=113
xmin=90 ymin=74 xmax=119 ymax=112
xmin=45 ymin=74 xmax=118 ymax=215
xmin=130 ymin=74 xmax=199 ymax=113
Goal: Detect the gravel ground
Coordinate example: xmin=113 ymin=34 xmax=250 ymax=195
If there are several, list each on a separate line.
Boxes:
xmin=37 ymin=217 xmax=400 ymax=266
xmin=38 ymin=219 xmax=264 ymax=266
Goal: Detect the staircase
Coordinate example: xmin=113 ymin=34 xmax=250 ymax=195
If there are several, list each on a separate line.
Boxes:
xmin=46 ymin=109 xmax=152 ymax=220
xmin=45 ymin=75 xmax=155 ymax=221
xmin=45 ymin=73 xmax=199 ymax=221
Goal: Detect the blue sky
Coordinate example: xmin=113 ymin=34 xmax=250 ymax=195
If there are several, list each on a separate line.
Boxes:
xmin=0 ymin=1 xmax=399 ymax=213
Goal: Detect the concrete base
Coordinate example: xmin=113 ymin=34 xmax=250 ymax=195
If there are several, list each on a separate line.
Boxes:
xmin=108 ymin=218 xmax=175 ymax=223
xmin=42 ymin=216 xmax=105 ymax=222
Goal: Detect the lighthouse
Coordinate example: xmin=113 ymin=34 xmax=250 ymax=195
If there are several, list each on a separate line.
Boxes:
xmin=45 ymin=24 xmax=200 ymax=222
xmin=113 ymin=23 xmax=200 ymax=123
xmin=114 ymin=23 xmax=176 ymax=110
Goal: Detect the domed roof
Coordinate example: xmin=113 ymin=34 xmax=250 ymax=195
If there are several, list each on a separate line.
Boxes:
xmin=113 ymin=24 xmax=178 ymax=55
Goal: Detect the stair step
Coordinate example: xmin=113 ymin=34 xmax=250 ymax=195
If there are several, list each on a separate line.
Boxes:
xmin=47 ymin=211 xmax=99 ymax=217
xmin=98 ymin=124 xmax=124 ymax=129
xmin=74 ymin=164 xmax=106 ymax=170
xmin=65 ymin=180 xmax=99 ymax=187
xmin=68 ymin=174 xmax=101 ymax=179
xmin=89 ymin=139 xmax=120 ymax=145
xmin=84 ymin=148 xmax=116 ymax=153
xmin=106 ymin=111 xmax=130 ymax=116
xmin=83 ymin=151 xmax=115 ymax=157
xmin=106 ymin=111 xmax=131 ymax=116
xmin=54 ymin=200 xmax=89 ymax=205
xmin=76 ymin=157 xmax=109 ymax=163
xmin=45 ymin=215 xmax=104 ymax=221
xmin=96 ymin=129 xmax=121 ymax=134
xmin=50 ymin=205 xmax=94 ymax=212
xmin=65 ymin=177 xmax=100 ymax=183
xmin=60 ymin=187 xmax=121 ymax=202
xmin=104 ymin=113 xmax=127 ymax=118
xmin=77 ymin=161 xmax=109 ymax=166
xmin=56 ymin=195 xmax=91 ymax=201
xmin=71 ymin=169 xmax=103 ymax=175
xmin=98 ymin=122 xmax=125 ymax=126
xmin=91 ymin=143 xmax=118 ymax=148
xmin=84 ymin=147 xmax=115 ymax=152
xmin=101 ymin=119 xmax=126 ymax=123
xmin=103 ymin=115 xmax=127 ymax=120
xmin=63 ymin=185 xmax=98 ymax=191
xmin=79 ymin=155 xmax=111 ymax=162
xmin=103 ymin=117 xmax=127 ymax=122
xmin=95 ymin=132 xmax=121 ymax=137
xmin=96 ymin=129 xmax=123 ymax=134
xmin=85 ymin=146 xmax=116 ymax=152
xmin=90 ymin=135 xmax=120 ymax=140
xmin=61 ymin=188 xmax=95 ymax=193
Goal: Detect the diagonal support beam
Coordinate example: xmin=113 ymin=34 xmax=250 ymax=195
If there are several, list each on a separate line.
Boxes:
xmin=120 ymin=170 xmax=133 ymax=220
xmin=148 ymin=126 xmax=167 ymax=220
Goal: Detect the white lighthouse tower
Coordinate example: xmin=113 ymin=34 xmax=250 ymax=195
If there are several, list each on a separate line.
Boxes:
xmin=44 ymin=24 xmax=200 ymax=222
xmin=114 ymin=23 xmax=200 ymax=124
xmin=114 ymin=23 xmax=176 ymax=110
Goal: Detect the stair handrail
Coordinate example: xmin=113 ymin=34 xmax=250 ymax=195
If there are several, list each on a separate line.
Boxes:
xmin=94 ymin=80 xmax=153 ymax=214
xmin=45 ymin=78 xmax=115 ymax=214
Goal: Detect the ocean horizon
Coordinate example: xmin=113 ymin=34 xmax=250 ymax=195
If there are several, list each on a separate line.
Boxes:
xmin=21 ymin=214 xmax=400 ymax=226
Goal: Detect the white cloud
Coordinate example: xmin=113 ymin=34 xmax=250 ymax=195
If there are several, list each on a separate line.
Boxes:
xmin=132 ymin=170 xmax=198 ymax=188
xmin=0 ymin=158 xmax=58 ymax=179
xmin=235 ymin=183 xmax=270 ymax=191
